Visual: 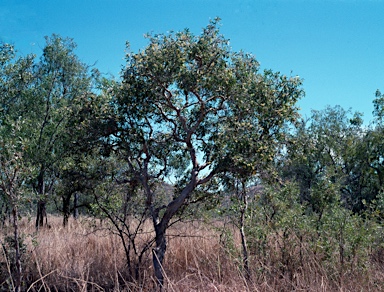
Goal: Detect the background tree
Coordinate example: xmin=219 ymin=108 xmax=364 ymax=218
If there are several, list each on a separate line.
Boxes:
xmin=357 ymin=89 xmax=384 ymax=215
xmin=24 ymin=35 xmax=97 ymax=228
xmin=55 ymin=76 xmax=116 ymax=226
xmin=281 ymin=106 xmax=366 ymax=213
xmin=0 ymin=43 xmax=35 ymax=292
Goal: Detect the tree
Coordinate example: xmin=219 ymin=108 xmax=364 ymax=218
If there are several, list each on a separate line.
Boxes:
xmin=55 ymin=77 xmax=116 ymax=226
xmin=0 ymin=43 xmax=35 ymax=292
xmin=359 ymin=89 xmax=384 ymax=214
xmin=281 ymin=105 xmax=368 ymax=213
xmin=116 ymin=19 xmax=303 ymax=288
xmin=24 ymin=35 xmax=97 ymax=228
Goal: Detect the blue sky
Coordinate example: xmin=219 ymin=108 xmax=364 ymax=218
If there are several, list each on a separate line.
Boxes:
xmin=1 ymin=0 xmax=384 ymax=122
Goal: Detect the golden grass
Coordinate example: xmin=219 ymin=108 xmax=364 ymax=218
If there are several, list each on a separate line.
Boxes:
xmin=1 ymin=216 xmax=384 ymax=291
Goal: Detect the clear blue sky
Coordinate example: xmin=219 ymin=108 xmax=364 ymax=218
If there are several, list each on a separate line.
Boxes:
xmin=1 ymin=0 xmax=384 ymax=122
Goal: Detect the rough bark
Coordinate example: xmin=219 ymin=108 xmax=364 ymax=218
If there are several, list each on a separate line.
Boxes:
xmin=12 ymin=205 xmax=22 ymax=292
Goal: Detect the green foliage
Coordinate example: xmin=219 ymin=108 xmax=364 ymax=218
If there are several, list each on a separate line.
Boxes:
xmin=0 ymin=35 xmax=114 ymax=228
xmin=373 ymin=89 xmax=384 ymax=124
xmin=244 ymin=181 xmax=376 ymax=280
xmin=117 ymin=19 xmax=303 ymax=228
xmin=281 ymin=106 xmax=371 ymax=212
xmin=0 ymin=42 xmax=35 ymax=210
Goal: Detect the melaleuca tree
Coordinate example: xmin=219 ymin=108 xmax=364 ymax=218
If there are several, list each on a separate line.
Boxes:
xmin=116 ymin=19 xmax=303 ymax=288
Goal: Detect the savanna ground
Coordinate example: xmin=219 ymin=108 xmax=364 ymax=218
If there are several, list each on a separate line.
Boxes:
xmin=1 ymin=216 xmax=384 ymax=291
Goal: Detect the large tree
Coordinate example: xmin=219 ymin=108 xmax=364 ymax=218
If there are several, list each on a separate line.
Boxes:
xmin=116 ymin=19 xmax=303 ymax=288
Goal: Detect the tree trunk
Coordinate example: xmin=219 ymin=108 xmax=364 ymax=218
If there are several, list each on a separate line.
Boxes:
xmin=35 ymin=200 xmax=47 ymax=229
xmin=62 ymin=194 xmax=71 ymax=227
xmin=35 ymin=171 xmax=47 ymax=229
xmin=240 ymin=181 xmax=250 ymax=280
xmin=153 ymin=224 xmax=167 ymax=290
xmin=73 ymin=193 xmax=79 ymax=220
xmin=12 ymin=204 xmax=22 ymax=292
xmin=240 ymin=216 xmax=250 ymax=280
xmin=145 ymin=169 xmax=197 ymax=290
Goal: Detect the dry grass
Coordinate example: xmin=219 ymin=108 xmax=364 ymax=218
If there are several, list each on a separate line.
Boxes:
xmin=1 ymin=216 xmax=384 ymax=291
